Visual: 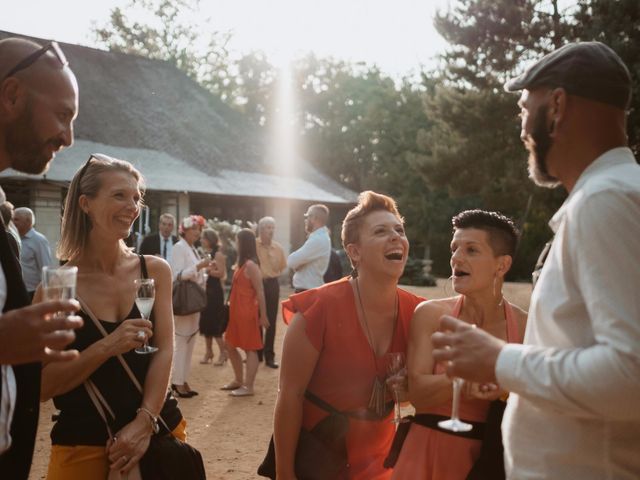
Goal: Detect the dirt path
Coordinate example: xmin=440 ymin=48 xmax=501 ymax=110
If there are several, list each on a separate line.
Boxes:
xmin=29 ymin=280 xmax=532 ymax=479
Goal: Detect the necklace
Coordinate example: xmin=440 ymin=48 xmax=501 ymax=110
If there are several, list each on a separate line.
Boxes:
xmin=354 ymin=277 xmax=398 ymax=418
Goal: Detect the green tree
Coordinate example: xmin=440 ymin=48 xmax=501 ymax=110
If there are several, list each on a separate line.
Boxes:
xmin=94 ymin=0 xmax=235 ymax=99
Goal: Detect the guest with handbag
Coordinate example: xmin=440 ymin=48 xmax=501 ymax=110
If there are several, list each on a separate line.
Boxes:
xmin=222 ymin=229 xmax=269 ymax=397
xmin=170 ymin=215 xmax=211 ymax=398
xmin=37 ymin=154 xmax=186 ymax=479
xmin=272 ymin=191 xmax=424 ymax=479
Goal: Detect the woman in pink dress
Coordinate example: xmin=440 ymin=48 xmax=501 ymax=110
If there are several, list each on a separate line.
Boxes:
xmin=392 ymin=210 xmax=528 ymax=479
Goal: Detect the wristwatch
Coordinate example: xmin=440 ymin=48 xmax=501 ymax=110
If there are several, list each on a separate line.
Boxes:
xmin=136 ymin=407 xmax=160 ymax=434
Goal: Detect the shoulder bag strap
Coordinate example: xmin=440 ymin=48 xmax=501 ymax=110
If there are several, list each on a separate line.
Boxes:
xmin=304 ymin=390 xmax=345 ymax=417
xmin=77 ymin=294 xmax=171 ymax=432
xmin=84 ymin=379 xmax=116 ymax=439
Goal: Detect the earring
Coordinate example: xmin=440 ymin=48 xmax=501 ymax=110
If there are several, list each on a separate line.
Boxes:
xmin=350 ymin=266 xmax=359 ymax=278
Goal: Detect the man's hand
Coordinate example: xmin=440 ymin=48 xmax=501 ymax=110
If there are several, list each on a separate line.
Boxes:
xmin=0 ymin=300 xmax=83 ymax=365
xmin=431 ymin=315 xmax=505 ymax=383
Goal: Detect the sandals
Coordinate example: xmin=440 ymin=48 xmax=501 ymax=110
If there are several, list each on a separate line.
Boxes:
xmin=200 ymin=352 xmax=214 ymax=364
xmin=229 ymin=386 xmax=254 ymax=397
xmin=220 ymin=382 xmax=242 ymax=391
xmin=213 ymin=351 xmax=228 ymax=366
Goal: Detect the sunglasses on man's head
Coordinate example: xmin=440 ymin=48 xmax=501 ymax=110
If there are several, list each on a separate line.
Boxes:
xmin=2 ymin=41 xmax=68 ymax=82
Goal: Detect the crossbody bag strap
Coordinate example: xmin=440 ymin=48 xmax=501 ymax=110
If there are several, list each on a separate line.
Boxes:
xmin=84 ymin=379 xmax=116 ymax=439
xmin=304 ymin=390 xmax=345 ymax=417
xmin=77 ymin=294 xmax=171 ymax=433
xmin=305 ymin=390 xmax=393 ymax=421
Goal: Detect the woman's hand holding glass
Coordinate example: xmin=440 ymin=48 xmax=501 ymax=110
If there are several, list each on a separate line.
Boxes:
xmin=104 ymin=319 xmax=153 ymax=356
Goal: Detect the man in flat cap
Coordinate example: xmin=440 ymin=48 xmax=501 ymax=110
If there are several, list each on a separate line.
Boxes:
xmin=0 ymin=37 xmax=82 ymax=479
xmin=432 ymin=42 xmax=640 ymax=478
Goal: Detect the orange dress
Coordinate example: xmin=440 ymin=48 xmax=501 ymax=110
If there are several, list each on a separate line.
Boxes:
xmin=224 ymin=263 xmax=263 ymax=351
xmin=391 ymin=296 xmax=522 ymax=479
xmin=282 ymin=278 xmax=424 ymax=480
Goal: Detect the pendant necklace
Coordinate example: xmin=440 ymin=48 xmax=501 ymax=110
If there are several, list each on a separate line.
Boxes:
xmin=355 ymin=277 xmax=398 ymax=418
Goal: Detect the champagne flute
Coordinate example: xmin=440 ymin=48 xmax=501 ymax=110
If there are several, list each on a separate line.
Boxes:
xmin=438 ymin=377 xmax=473 ymax=432
xmin=134 ymin=278 xmax=158 ymax=354
xmin=387 ymin=352 xmax=409 ymax=424
xmin=42 ymin=266 xmax=78 ymax=312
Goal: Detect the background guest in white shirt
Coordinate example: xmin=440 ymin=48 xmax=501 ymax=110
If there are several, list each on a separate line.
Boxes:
xmin=169 ymin=215 xmax=211 ymax=398
xmin=431 ymin=42 xmax=640 ymax=479
xmin=287 ymin=204 xmax=331 ymax=292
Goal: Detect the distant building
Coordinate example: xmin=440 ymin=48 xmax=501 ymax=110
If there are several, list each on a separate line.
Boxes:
xmin=0 ymin=31 xmax=356 ymax=257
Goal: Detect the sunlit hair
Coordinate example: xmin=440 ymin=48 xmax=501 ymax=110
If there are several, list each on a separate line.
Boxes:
xmin=178 ymin=215 xmax=205 ymax=236
xmin=57 ymin=153 xmax=144 ymax=261
xmin=257 ymin=216 xmax=275 ymax=235
xmin=201 ymin=228 xmax=220 ymax=251
xmin=307 ymin=204 xmax=329 ymax=225
xmin=452 ymin=210 xmax=519 ymax=257
xmin=341 ymin=191 xmax=403 ymax=260
xmin=236 ymin=228 xmax=259 ymax=268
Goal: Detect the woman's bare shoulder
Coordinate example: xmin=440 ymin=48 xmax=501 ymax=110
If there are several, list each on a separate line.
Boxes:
xmin=412 ymin=297 xmax=459 ymax=329
xmin=142 ymin=254 xmax=172 ymax=277
xmin=414 ymin=296 xmax=458 ymax=316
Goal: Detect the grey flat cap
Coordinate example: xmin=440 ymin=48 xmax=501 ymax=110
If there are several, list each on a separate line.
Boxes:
xmin=505 ymin=41 xmax=631 ymax=110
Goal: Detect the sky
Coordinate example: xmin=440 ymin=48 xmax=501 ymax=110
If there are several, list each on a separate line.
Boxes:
xmin=1 ymin=0 xmax=453 ymax=77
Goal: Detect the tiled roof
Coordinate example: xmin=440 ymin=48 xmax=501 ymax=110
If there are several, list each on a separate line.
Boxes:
xmin=0 ymin=140 xmax=357 ymax=204
xmin=0 ymin=30 xmax=357 ymax=204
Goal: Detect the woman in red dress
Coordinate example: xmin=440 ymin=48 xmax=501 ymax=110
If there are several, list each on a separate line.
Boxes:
xmin=273 ymin=191 xmax=424 ymax=480
xmin=223 ymin=228 xmax=269 ymax=397
xmin=392 ymin=210 xmax=527 ymax=479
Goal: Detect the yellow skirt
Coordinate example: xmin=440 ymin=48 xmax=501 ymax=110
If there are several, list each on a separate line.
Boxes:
xmin=46 ymin=418 xmax=187 ymax=480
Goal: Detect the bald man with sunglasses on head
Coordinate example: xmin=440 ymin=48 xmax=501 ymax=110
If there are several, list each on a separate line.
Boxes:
xmin=0 ymin=37 xmax=82 ymax=480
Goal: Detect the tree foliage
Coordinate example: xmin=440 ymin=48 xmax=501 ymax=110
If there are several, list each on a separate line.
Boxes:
xmin=93 ymin=0 xmax=639 ymax=280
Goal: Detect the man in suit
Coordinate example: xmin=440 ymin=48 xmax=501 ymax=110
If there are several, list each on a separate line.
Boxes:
xmin=139 ymin=213 xmax=178 ymax=261
xmin=0 ymin=37 xmax=83 ymax=480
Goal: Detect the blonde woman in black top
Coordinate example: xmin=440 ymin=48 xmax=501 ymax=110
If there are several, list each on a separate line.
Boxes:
xmin=36 ymin=154 xmax=183 ymax=479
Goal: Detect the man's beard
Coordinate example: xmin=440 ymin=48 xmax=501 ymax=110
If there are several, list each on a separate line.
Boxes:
xmin=524 ymin=104 xmax=561 ymax=188
xmin=4 ymin=100 xmax=59 ymax=175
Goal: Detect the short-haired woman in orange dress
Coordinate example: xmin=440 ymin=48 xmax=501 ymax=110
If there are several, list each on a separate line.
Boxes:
xmin=273 ymin=191 xmax=424 ymax=480
xmin=392 ymin=210 xmax=527 ymax=479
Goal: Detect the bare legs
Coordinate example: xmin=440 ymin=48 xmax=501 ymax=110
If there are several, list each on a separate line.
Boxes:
xmin=213 ymin=336 xmax=228 ymax=365
xmin=225 ymin=347 xmax=259 ymax=395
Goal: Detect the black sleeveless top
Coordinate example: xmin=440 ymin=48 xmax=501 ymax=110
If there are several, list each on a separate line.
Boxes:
xmin=51 ymin=255 xmax=182 ymax=446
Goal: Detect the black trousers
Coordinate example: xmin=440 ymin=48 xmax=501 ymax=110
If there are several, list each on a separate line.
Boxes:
xmin=261 ymin=277 xmax=280 ymax=362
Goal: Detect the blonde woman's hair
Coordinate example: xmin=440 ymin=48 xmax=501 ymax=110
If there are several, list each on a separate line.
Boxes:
xmin=57 ymin=153 xmax=144 ymax=260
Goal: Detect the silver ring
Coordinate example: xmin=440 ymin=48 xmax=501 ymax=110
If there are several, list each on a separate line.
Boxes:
xmin=136 ymin=330 xmax=146 ymax=341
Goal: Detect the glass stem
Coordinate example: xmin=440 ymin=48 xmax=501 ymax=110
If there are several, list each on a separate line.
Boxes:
xmin=451 ymin=378 xmax=462 ymax=422
xmin=394 ymin=389 xmax=401 ymax=422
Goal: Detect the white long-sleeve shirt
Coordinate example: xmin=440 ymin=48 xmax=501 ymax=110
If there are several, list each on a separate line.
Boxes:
xmin=496 ymin=147 xmax=640 ymax=479
xmin=287 ymin=226 xmax=331 ymax=290
xmin=169 ymin=239 xmax=203 ymax=285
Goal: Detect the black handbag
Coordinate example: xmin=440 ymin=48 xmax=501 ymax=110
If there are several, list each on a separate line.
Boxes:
xmin=257 ymin=391 xmax=350 ymax=480
xmin=140 ymin=433 xmax=207 ymax=480
xmin=173 ymin=272 xmax=207 ymax=315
